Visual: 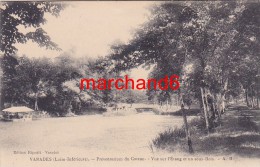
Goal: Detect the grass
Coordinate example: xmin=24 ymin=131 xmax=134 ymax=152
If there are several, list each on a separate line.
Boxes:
xmin=152 ymin=127 xmax=186 ymax=150
xmin=161 ymin=108 xmax=201 ymax=116
xmin=151 ymin=105 xmax=260 ymax=158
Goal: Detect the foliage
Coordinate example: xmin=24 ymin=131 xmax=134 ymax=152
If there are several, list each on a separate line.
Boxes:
xmin=108 ymin=1 xmax=260 ymax=109
xmin=0 ymin=2 xmax=65 ymax=57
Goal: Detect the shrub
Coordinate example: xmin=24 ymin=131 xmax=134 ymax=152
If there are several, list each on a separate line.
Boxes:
xmin=152 ymin=127 xmax=186 ymax=150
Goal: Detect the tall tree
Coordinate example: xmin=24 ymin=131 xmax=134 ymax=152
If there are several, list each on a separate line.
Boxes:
xmin=0 ymin=2 xmax=64 ymax=57
xmin=107 ymin=1 xmax=259 ymax=130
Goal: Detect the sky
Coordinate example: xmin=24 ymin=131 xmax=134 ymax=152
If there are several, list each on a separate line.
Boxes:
xmin=15 ymin=1 xmax=156 ymax=79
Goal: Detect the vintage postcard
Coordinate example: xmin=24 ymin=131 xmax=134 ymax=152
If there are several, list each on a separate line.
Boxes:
xmin=0 ymin=1 xmax=259 ymax=167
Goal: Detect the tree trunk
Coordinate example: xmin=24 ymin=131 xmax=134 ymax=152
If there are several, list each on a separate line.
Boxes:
xmin=67 ymin=101 xmax=72 ymax=113
xmin=246 ymin=89 xmax=249 ymax=107
xmin=214 ymin=93 xmax=226 ymax=114
xmin=204 ymin=90 xmax=210 ymax=117
xmin=213 ymin=93 xmax=222 ymax=126
xmin=216 ymin=93 xmax=223 ymax=118
xmin=212 ymin=94 xmax=217 ymax=119
xmin=221 ymin=93 xmax=226 ymax=113
xmin=177 ymin=92 xmax=180 ymax=106
xmin=35 ymin=93 xmax=39 ymax=111
xmin=220 ymin=78 xmax=228 ymax=113
xmin=252 ymin=96 xmax=255 ymax=108
xmin=11 ymin=99 xmax=14 ymax=107
xmin=249 ymin=96 xmax=253 ymax=108
xmin=166 ymin=99 xmax=169 ymax=110
xmin=257 ymin=96 xmax=259 ymax=109
xmin=200 ymin=87 xmax=210 ymax=133
xmin=181 ymin=96 xmax=193 ymax=153
xmin=35 ymin=99 xmax=38 ymax=111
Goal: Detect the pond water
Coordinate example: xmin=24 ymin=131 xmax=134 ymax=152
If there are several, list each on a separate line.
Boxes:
xmin=0 ymin=113 xmax=195 ymax=167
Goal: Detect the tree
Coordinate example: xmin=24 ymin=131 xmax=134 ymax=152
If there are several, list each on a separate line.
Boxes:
xmin=0 ymin=2 xmax=65 ymax=110
xmin=0 ymin=55 xmax=19 ymax=108
xmin=107 ymin=1 xmax=259 ymax=132
xmin=231 ymin=2 xmax=260 ymax=108
xmin=0 ymin=2 xmax=65 ymax=57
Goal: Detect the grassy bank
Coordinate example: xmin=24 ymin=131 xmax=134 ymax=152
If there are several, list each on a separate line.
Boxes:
xmin=151 ymin=105 xmax=260 ymax=158
xmin=161 ymin=108 xmax=201 ymax=116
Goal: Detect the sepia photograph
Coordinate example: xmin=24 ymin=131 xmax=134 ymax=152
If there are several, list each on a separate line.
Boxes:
xmin=0 ymin=1 xmax=259 ymax=167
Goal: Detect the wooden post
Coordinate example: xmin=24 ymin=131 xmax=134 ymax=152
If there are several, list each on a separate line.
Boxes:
xmin=181 ymin=95 xmax=194 ymax=153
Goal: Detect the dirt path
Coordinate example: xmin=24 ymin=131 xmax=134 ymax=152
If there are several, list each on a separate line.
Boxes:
xmin=193 ymin=105 xmax=260 ymax=157
xmin=151 ymin=104 xmax=260 ymax=158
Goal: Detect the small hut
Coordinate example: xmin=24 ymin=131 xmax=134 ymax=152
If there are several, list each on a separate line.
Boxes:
xmin=2 ymin=106 xmax=34 ymax=122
